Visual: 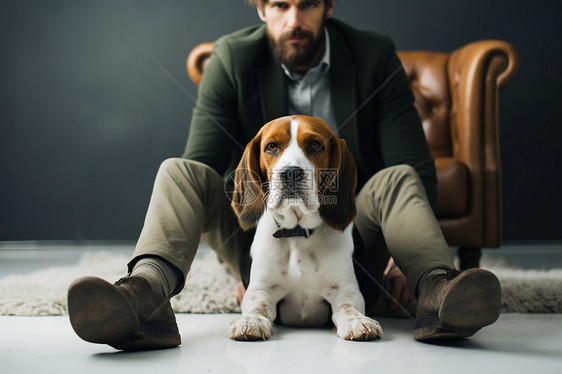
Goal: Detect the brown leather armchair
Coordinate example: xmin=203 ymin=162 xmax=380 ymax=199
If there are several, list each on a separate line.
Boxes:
xmin=186 ymin=40 xmax=518 ymax=270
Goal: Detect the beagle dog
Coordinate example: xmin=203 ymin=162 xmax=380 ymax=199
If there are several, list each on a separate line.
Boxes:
xmin=229 ymin=115 xmax=382 ymax=341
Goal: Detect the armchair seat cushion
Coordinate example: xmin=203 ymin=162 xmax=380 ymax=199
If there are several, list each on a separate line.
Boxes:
xmin=435 ymin=157 xmax=469 ymax=218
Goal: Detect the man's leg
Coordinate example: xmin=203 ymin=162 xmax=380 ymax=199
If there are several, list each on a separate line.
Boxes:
xmin=68 ymin=158 xmax=250 ymax=350
xmin=130 ymin=158 xmax=251 ymax=285
xmin=354 ymin=164 xmax=501 ymax=341
xmin=355 ymin=165 xmax=456 ymax=294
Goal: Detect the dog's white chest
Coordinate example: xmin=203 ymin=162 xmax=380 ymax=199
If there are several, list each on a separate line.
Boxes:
xmin=286 ymin=242 xmax=318 ymax=277
xmin=269 ymin=238 xmax=331 ymax=326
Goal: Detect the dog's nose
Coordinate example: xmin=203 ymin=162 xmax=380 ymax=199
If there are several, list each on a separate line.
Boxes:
xmin=279 ymin=166 xmax=305 ymax=191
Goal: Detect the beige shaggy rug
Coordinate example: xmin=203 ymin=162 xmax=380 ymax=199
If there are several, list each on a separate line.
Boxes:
xmin=0 ymin=252 xmax=561 ymax=316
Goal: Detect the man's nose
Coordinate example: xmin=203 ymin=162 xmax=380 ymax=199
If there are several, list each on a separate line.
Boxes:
xmin=285 ymin=6 xmax=301 ymax=29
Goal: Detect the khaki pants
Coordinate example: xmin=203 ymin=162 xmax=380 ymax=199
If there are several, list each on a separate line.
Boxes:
xmin=130 ymin=158 xmax=454 ymax=296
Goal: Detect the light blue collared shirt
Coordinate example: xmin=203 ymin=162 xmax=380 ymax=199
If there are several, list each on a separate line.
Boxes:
xmin=282 ymin=29 xmax=338 ymax=136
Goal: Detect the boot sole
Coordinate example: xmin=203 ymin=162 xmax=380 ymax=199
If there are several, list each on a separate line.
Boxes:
xmin=68 ymin=277 xmax=140 ymax=346
xmin=414 ymin=269 xmax=501 ymax=341
xmin=68 ymin=277 xmax=180 ymax=351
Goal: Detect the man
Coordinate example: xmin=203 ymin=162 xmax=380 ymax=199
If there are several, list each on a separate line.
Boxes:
xmin=68 ymin=0 xmax=501 ymax=351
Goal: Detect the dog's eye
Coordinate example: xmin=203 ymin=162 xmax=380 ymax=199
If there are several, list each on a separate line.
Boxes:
xmin=308 ymin=140 xmax=323 ymax=154
xmin=266 ymin=142 xmax=278 ymax=154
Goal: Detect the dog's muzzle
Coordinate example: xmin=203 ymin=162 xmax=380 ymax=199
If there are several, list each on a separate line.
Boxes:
xmin=279 ymin=166 xmax=305 ymax=193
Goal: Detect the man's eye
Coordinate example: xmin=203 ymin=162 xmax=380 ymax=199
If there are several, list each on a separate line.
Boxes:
xmin=272 ymin=2 xmax=289 ymax=10
xmin=301 ymin=2 xmax=318 ymax=10
xmin=266 ymin=142 xmax=278 ymax=153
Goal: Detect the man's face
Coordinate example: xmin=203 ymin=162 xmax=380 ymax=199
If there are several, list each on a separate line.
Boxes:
xmin=258 ymin=0 xmax=334 ymax=73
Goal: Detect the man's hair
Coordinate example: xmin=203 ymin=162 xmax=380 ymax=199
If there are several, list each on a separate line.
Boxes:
xmin=246 ymin=0 xmax=333 ymax=8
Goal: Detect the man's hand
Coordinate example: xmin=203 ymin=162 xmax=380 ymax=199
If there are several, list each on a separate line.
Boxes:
xmin=383 ymin=259 xmax=413 ymax=310
xmin=236 ymin=282 xmax=246 ymax=306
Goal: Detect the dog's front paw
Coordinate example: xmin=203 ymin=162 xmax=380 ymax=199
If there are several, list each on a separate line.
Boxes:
xmin=229 ymin=315 xmax=273 ymax=341
xmin=337 ymin=316 xmax=383 ymax=341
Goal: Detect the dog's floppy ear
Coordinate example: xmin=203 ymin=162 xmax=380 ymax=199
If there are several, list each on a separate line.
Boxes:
xmin=319 ymin=138 xmax=357 ymax=231
xmin=231 ymin=134 xmax=267 ymax=230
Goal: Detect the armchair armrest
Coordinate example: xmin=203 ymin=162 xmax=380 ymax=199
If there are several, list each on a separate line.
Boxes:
xmin=186 ymin=42 xmax=214 ymax=86
xmin=447 ymin=40 xmax=518 ymax=170
xmin=446 ymin=40 xmax=518 ymax=247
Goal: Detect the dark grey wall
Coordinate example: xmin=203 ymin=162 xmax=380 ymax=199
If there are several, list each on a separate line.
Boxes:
xmin=1 ymin=0 xmax=560 ymax=242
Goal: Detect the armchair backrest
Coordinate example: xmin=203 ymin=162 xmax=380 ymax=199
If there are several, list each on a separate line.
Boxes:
xmin=397 ymin=52 xmax=452 ymax=159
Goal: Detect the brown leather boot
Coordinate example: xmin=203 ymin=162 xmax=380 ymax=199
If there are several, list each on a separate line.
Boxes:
xmin=67 ymin=276 xmax=181 ymax=351
xmin=414 ymin=268 xmax=501 ymax=341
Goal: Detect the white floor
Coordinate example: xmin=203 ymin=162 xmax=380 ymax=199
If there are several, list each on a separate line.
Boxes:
xmin=1 ymin=313 xmax=561 ymax=374
xmin=1 ymin=242 xmax=562 ymax=373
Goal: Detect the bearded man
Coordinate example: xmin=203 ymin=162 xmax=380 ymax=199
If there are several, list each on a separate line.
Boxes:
xmin=67 ymin=0 xmax=501 ymax=351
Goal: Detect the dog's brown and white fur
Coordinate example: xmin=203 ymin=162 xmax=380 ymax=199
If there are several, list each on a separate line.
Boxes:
xmin=230 ymin=115 xmax=382 ymax=341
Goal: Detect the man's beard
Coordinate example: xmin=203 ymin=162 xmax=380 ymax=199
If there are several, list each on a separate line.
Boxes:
xmin=268 ymin=25 xmax=325 ymax=72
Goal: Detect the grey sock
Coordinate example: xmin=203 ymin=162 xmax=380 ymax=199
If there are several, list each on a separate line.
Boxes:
xmin=131 ymin=256 xmax=183 ymax=297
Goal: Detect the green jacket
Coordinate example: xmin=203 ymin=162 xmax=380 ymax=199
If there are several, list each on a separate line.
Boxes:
xmin=182 ymin=18 xmax=437 ymax=206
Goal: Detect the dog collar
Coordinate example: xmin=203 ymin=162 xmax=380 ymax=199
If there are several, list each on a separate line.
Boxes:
xmin=273 ymin=226 xmax=315 ymax=239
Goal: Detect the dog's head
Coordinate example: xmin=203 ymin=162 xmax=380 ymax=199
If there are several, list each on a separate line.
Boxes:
xmin=232 ymin=115 xmax=357 ymax=231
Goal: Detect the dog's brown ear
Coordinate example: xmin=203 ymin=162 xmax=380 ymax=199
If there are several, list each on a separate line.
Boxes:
xmin=319 ymin=138 xmax=357 ymax=231
xmin=232 ymin=135 xmax=267 ymax=230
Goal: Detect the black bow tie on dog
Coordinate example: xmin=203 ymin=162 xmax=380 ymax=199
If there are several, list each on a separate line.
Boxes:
xmin=273 ymin=226 xmax=315 ymax=239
